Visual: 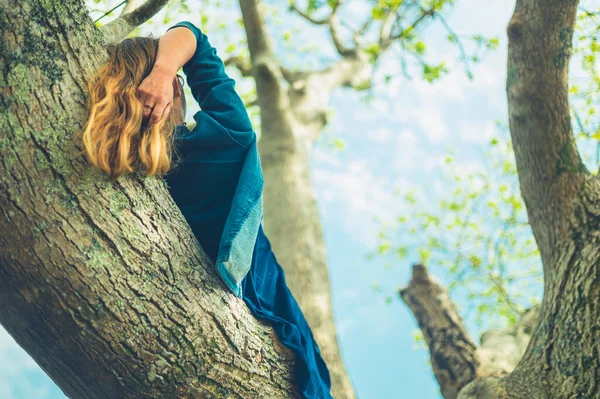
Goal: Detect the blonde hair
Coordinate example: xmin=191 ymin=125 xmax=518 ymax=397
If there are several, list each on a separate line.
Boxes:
xmin=75 ymin=36 xmax=179 ymax=181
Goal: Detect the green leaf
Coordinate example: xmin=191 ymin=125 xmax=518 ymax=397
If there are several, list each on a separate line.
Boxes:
xmin=332 ymin=138 xmax=346 ymax=149
xmin=377 ymin=242 xmax=391 ymax=255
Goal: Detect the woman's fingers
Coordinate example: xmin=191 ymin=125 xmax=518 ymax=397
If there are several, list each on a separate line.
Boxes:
xmin=149 ymin=101 xmax=163 ymax=125
xmin=161 ymin=103 xmax=173 ymax=123
xmin=137 ymin=71 xmax=175 ymax=125
xmin=142 ymin=103 xmax=154 ymax=122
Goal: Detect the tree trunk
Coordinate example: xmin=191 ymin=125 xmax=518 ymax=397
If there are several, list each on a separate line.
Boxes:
xmin=501 ymin=0 xmax=600 ymax=396
xmin=0 ymin=1 xmax=301 ymax=397
xmin=402 ymin=1 xmax=600 ymax=398
xmin=238 ymin=1 xmax=356 ymax=397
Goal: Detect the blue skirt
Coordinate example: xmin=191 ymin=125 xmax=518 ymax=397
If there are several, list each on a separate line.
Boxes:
xmin=241 ymin=224 xmax=333 ymax=399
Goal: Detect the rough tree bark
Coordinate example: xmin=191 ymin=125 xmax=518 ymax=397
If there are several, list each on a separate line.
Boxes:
xmin=402 ymin=1 xmax=600 ymax=398
xmin=0 ymin=1 xmax=302 ymax=397
xmin=401 ymin=265 xmax=539 ymax=399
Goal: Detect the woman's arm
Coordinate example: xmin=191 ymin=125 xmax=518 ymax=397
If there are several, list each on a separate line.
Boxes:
xmin=166 ymin=21 xmax=255 ymax=149
xmin=137 ymin=21 xmax=255 ymax=151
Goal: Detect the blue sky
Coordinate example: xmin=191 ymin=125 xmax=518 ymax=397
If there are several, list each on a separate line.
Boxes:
xmin=0 ymin=1 xmax=519 ymax=398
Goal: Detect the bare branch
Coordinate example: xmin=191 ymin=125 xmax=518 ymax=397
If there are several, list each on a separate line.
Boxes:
xmin=350 ymin=18 xmax=371 ymax=47
xmin=378 ymin=2 xmax=402 ymax=46
xmin=244 ymin=97 xmax=259 ymax=108
xmin=100 ymin=0 xmax=171 ymax=44
xmin=93 ymin=0 xmax=126 ymax=23
xmin=401 ymin=264 xmax=541 ymax=399
xmin=224 ymin=55 xmax=253 ymax=77
xmin=289 ymin=3 xmax=329 ymax=25
xmin=280 ymin=66 xmax=302 ymax=82
xmin=289 ymin=1 xmax=353 ymax=56
xmin=400 ymin=264 xmax=480 ymax=399
xmin=328 ymin=14 xmax=353 ymax=56
xmin=120 ymin=0 xmax=138 ymax=16
xmin=380 ymin=8 xmax=435 ymax=51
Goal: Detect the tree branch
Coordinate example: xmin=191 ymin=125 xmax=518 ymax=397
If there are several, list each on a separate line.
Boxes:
xmin=238 ymin=0 xmax=294 ymax=141
xmin=100 ymin=0 xmax=171 ymax=44
xmin=378 ymin=2 xmax=402 ymax=47
xmin=224 ymin=55 xmax=253 ymax=77
xmin=379 ymin=7 xmax=435 ymax=51
xmin=289 ymin=1 xmax=353 ymax=56
xmin=119 ymin=0 xmax=138 ymax=16
xmin=506 ymin=0 xmax=585 ymax=262
xmin=239 ymin=0 xmax=277 ymax=64
xmin=400 ymin=265 xmax=541 ymax=399
xmin=289 ymin=3 xmax=330 ymax=25
xmin=328 ymin=14 xmax=353 ymax=56
xmin=400 ymin=264 xmax=481 ymax=399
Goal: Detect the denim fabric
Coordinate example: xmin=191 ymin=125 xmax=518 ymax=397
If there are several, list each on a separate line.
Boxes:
xmin=163 ymin=21 xmax=333 ymax=398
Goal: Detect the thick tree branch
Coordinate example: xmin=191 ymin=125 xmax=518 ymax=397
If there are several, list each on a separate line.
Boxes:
xmin=239 ymin=0 xmax=277 ymax=64
xmin=119 ymin=0 xmax=138 ymax=16
xmin=506 ymin=0 xmax=585 ymax=261
xmin=477 ymin=306 xmax=540 ymax=377
xmin=328 ymin=14 xmax=353 ymax=56
xmin=0 ymin=1 xmax=301 ymax=397
xmin=224 ymin=55 xmax=253 ymax=77
xmin=400 ymin=264 xmax=480 ymax=399
xmin=238 ymin=0 xmax=292 ymax=141
xmin=100 ymin=0 xmax=170 ymax=44
xmin=400 ymin=265 xmax=540 ymax=399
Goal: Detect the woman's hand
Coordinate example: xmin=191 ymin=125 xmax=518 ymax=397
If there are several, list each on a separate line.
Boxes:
xmin=136 ymin=66 xmax=175 ymax=126
xmin=137 ymin=25 xmax=196 ymax=126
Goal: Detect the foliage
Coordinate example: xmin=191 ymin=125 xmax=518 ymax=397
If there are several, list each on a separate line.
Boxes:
xmin=571 ymin=3 xmax=600 ymax=166
xmin=369 ymin=127 xmax=543 ymax=331
xmin=370 ymin=3 xmax=600 ymax=336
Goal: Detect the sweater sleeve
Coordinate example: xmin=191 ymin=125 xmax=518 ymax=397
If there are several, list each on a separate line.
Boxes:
xmin=166 ymin=21 xmax=255 ymax=149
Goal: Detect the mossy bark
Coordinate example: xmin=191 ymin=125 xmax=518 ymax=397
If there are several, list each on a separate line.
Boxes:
xmin=0 ymin=1 xmax=299 ymax=398
xmin=501 ymin=1 xmax=600 ymax=397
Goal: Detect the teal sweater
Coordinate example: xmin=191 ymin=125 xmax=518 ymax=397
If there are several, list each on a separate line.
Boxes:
xmin=163 ymin=21 xmax=263 ymax=297
xmin=163 ymin=21 xmax=333 ymax=399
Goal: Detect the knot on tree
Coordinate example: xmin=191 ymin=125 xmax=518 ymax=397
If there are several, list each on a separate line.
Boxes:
xmin=507 ymin=14 xmax=524 ymax=41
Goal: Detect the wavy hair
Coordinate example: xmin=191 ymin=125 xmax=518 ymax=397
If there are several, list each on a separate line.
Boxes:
xmin=76 ymin=36 xmax=180 ymax=181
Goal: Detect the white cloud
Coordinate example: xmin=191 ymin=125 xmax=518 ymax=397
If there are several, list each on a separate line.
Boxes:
xmin=409 ymin=74 xmax=466 ymax=101
xmin=393 ymin=129 xmax=421 ymax=172
xmin=368 ymin=127 xmax=392 ymax=143
xmin=345 ymin=1 xmax=372 ymax=19
xmin=459 ymin=122 xmax=496 ymax=143
xmin=411 ymin=108 xmax=448 ymax=142
xmin=313 ymin=154 xmax=398 ymax=245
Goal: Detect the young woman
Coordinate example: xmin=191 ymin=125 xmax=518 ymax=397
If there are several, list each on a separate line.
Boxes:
xmin=78 ymin=21 xmax=333 ymax=399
